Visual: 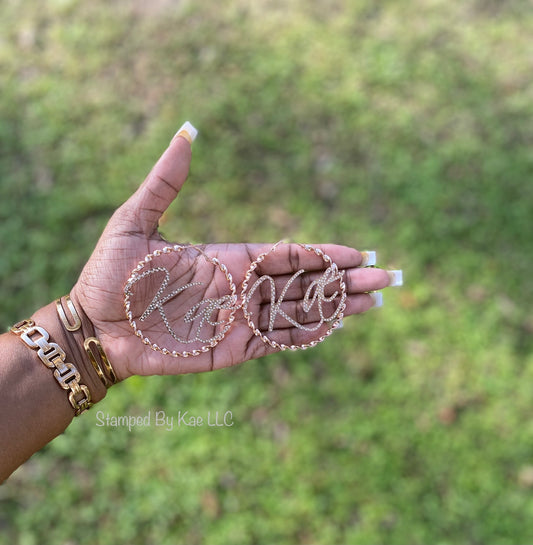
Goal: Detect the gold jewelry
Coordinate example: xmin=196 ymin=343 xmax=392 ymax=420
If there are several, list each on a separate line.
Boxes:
xmin=124 ymin=245 xmax=238 ymax=357
xmin=55 ymin=295 xmax=82 ymax=331
xmin=84 ymin=337 xmax=118 ymax=387
xmin=240 ymin=242 xmax=346 ymax=351
xmin=10 ymin=319 xmax=92 ymax=416
xmin=56 ymin=296 xmax=118 ymax=387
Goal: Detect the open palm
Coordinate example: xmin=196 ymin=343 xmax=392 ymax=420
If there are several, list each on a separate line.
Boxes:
xmin=70 ymin=127 xmax=390 ymax=381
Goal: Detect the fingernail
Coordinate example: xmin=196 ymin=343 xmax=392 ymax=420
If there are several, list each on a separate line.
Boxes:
xmin=174 ymin=121 xmax=198 ymax=145
xmin=370 ymin=291 xmax=383 ymax=308
xmin=387 ymin=270 xmax=403 ymax=287
xmin=361 ymin=251 xmax=377 ymax=267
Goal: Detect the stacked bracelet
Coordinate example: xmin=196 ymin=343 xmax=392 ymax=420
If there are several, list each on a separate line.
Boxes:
xmin=10 ymin=297 xmax=117 ymax=416
xmin=10 ymin=320 xmax=92 ymax=416
xmin=55 ymin=296 xmax=118 ymax=388
xmin=83 ymin=337 xmax=117 ymax=388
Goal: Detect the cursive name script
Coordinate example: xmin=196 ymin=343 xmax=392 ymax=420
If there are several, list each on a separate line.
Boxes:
xmin=127 ymin=267 xmax=234 ymax=344
xmin=245 ymin=265 xmax=345 ymax=332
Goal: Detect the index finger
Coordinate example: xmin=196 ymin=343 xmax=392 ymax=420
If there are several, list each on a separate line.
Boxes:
xmin=252 ymin=242 xmax=366 ymax=276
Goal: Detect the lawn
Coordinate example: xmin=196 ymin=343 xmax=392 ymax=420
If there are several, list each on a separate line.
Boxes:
xmin=1 ymin=0 xmax=532 ymax=543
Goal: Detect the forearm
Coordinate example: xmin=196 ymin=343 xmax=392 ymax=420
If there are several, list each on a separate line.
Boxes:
xmin=0 ymin=299 xmax=109 ymax=482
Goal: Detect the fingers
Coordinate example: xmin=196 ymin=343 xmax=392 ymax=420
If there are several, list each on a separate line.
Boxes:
xmin=254 ymin=292 xmax=376 ymax=330
xmin=251 ymin=266 xmax=390 ymax=302
xmin=251 ymin=269 xmax=390 ymax=331
xmin=251 ymin=242 xmax=364 ymax=275
xmin=127 ymin=122 xmax=198 ymax=237
xmin=240 ymin=243 xmax=401 ymax=343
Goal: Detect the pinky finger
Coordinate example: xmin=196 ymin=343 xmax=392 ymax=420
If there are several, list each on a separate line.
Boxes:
xmin=343 ymin=292 xmax=383 ymax=316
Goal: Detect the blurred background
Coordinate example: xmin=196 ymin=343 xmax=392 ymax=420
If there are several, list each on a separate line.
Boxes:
xmin=1 ymin=0 xmax=532 ymax=543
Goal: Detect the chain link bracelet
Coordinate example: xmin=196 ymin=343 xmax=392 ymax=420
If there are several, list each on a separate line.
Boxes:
xmin=10 ymin=319 xmax=92 ymax=416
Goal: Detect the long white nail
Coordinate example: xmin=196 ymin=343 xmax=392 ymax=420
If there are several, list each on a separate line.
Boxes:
xmin=370 ymin=291 xmax=383 ymax=308
xmin=387 ymin=270 xmax=403 ymax=287
xmin=174 ymin=121 xmax=198 ymax=144
xmin=361 ymin=251 xmax=377 ymax=267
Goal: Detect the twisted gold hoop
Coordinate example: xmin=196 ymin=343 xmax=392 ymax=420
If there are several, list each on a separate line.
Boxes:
xmin=240 ymin=242 xmax=346 ymax=351
xmin=124 ymin=245 xmax=238 ymax=357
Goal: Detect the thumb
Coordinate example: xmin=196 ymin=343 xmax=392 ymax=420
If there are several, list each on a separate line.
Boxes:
xmin=127 ymin=121 xmax=198 ymax=237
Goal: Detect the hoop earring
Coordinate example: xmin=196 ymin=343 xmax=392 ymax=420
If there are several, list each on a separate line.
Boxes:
xmin=124 ymin=245 xmax=238 ymax=357
xmin=240 ymin=242 xmax=346 ymax=351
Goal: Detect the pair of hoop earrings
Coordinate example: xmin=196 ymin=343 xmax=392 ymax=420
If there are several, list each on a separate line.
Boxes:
xmin=123 ymin=242 xmax=346 ymax=357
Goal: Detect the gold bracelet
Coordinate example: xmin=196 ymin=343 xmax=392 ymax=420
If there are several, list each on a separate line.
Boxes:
xmin=55 ymin=296 xmax=118 ymax=388
xmin=84 ymin=337 xmax=118 ymax=387
xmin=55 ymin=296 xmax=82 ymax=331
xmin=10 ymin=319 xmax=92 ymax=416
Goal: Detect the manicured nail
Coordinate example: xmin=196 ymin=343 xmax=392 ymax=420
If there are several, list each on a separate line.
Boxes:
xmin=370 ymin=291 xmax=383 ymax=308
xmin=361 ymin=251 xmax=377 ymax=267
xmin=174 ymin=121 xmax=198 ymax=145
xmin=387 ymin=270 xmax=403 ymax=287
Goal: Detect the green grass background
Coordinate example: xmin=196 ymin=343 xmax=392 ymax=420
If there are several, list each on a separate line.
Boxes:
xmin=1 ymin=0 xmax=532 ymax=543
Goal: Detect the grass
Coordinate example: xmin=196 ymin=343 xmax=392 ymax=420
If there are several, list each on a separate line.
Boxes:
xmin=1 ymin=0 xmax=532 ymax=543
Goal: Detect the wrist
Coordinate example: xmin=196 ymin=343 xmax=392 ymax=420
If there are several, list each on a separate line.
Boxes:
xmin=3 ymin=300 xmax=116 ymax=480
xmin=29 ymin=296 xmax=116 ymax=411
xmin=64 ymin=291 xmax=119 ymax=387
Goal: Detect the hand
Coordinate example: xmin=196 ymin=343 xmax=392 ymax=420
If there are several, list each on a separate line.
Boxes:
xmin=71 ymin=126 xmax=392 ymax=380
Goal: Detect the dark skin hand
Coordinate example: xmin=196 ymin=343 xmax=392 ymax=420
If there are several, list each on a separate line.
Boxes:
xmin=71 ymin=127 xmax=391 ymax=380
xmin=0 ymin=124 xmax=399 ymax=482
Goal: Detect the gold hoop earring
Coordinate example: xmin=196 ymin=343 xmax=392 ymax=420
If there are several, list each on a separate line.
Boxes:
xmin=124 ymin=245 xmax=238 ymax=357
xmin=240 ymin=242 xmax=346 ymax=351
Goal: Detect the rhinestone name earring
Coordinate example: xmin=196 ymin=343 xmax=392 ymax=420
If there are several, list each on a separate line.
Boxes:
xmin=240 ymin=242 xmax=346 ymax=351
xmin=124 ymin=245 xmax=238 ymax=357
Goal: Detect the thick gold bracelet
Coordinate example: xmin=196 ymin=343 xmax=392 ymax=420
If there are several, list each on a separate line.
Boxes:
xmin=55 ymin=296 xmax=118 ymax=388
xmin=10 ymin=319 xmax=92 ymax=416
